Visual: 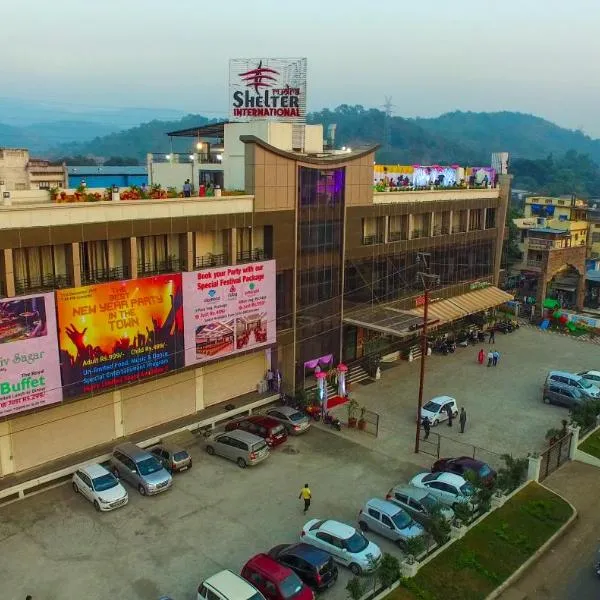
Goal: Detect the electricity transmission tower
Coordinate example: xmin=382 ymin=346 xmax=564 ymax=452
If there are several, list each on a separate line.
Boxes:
xmin=382 ymin=96 xmax=395 ymax=151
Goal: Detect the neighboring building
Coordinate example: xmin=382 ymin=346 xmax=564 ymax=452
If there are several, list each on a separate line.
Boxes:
xmin=0 ymin=121 xmax=511 ymax=478
xmin=66 ymin=165 xmax=148 ymax=189
xmin=0 ymin=148 xmax=67 ymax=190
xmin=524 ymin=194 xmax=587 ymax=221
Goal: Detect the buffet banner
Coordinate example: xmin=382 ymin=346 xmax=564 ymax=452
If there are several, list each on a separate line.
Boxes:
xmin=56 ymin=274 xmax=184 ymax=398
xmin=0 ymin=292 xmax=63 ymax=416
xmin=183 ymin=260 xmax=276 ymax=366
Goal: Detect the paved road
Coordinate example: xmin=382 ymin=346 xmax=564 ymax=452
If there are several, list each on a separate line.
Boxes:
xmin=499 ymin=461 xmax=600 ymax=600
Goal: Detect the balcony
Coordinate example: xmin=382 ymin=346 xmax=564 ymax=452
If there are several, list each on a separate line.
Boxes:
xmin=373 ymin=187 xmax=500 ymax=205
xmin=236 ymin=249 xmax=270 ymax=264
xmin=138 ymin=258 xmax=182 ymax=277
xmin=362 ymin=234 xmax=385 ymax=246
xmin=81 ymin=265 xmax=131 ymax=285
xmin=195 ymin=253 xmax=227 ymax=269
xmin=526 ymin=259 xmax=543 ymax=269
xmin=388 ymin=231 xmax=408 ymax=242
xmin=15 ymin=273 xmax=73 ymax=295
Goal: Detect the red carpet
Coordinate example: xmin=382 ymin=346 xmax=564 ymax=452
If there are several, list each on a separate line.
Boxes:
xmin=327 ymin=395 xmax=349 ymax=409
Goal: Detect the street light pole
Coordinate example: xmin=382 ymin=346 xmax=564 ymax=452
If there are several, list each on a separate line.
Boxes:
xmin=414 ymin=259 xmax=439 ymax=454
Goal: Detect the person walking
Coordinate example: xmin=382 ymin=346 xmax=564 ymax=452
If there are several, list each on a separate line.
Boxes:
xmin=299 ymin=483 xmax=312 ymax=514
xmin=446 ymin=404 xmax=453 ymax=427
xmin=422 ymin=416 xmax=431 ymax=440
xmin=459 ymin=407 xmax=467 ymax=433
xmin=489 ymin=328 xmax=495 ymax=344
xmin=493 ymin=350 xmax=500 ymax=366
xmin=487 ymin=350 xmax=493 ymax=367
xmin=477 ymin=348 xmax=485 ymax=365
xmin=183 ymin=179 xmax=192 ymax=197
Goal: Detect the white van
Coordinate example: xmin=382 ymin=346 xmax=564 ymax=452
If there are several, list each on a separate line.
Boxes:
xmin=198 ymin=570 xmax=265 ymax=600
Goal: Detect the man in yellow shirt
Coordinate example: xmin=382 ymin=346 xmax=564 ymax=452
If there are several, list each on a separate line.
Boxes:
xmin=299 ymin=483 xmax=311 ymax=514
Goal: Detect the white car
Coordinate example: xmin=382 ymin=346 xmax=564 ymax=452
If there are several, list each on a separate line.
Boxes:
xmin=578 ymin=370 xmax=600 ymax=384
xmin=419 ymin=396 xmax=458 ymax=426
xmin=301 ymin=519 xmax=381 ymax=575
xmin=72 ymin=463 xmax=128 ymax=512
xmin=409 ymin=471 xmax=475 ymax=508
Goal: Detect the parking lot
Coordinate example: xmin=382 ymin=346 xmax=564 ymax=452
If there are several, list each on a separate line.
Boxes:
xmin=0 ymin=426 xmax=426 ymax=600
xmin=336 ymin=326 xmax=600 ymax=467
xmin=2 ymin=325 xmax=597 ymax=600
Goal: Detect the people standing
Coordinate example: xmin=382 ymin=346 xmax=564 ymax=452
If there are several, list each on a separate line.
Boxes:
xmin=493 ymin=350 xmax=500 ymax=366
xmin=489 ymin=328 xmax=495 ymax=344
xmin=422 ymin=416 xmax=431 ymax=440
xmin=487 ymin=350 xmax=493 ymax=367
xmin=299 ymin=483 xmax=312 ymax=513
xmin=477 ymin=348 xmax=485 ymax=365
xmin=459 ymin=408 xmax=467 ymax=433
xmin=266 ymin=369 xmax=274 ymax=391
xmin=446 ymin=404 xmax=453 ymax=427
xmin=183 ymin=179 xmax=192 ymax=197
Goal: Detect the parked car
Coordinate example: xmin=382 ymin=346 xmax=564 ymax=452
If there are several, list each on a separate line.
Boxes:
xmin=543 ymin=381 xmax=587 ymax=408
xmin=358 ymin=498 xmax=425 ymax=548
xmin=432 ymin=457 xmax=497 ymax=487
xmin=72 ymin=463 xmax=128 ymax=512
xmin=225 ymin=415 xmax=288 ymax=447
xmin=265 ymin=406 xmax=311 ymax=435
xmin=385 ymin=484 xmax=454 ymax=526
xmin=268 ymin=543 xmax=338 ymax=592
xmin=300 ymin=519 xmax=382 ymax=575
xmin=419 ymin=396 xmax=458 ymax=426
xmin=409 ymin=472 xmax=475 ymax=508
xmin=241 ymin=553 xmax=314 ymax=600
xmin=198 ymin=569 xmax=265 ymax=600
xmin=110 ymin=442 xmax=172 ymax=496
xmin=578 ymin=370 xmax=600 ymax=384
xmin=205 ymin=429 xmax=270 ymax=468
xmin=150 ymin=444 xmax=192 ymax=473
xmin=546 ymin=371 xmax=600 ymax=399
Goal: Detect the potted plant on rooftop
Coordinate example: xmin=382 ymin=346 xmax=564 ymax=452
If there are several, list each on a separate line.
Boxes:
xmin=347 ymin=398 xmax=359 ymax=428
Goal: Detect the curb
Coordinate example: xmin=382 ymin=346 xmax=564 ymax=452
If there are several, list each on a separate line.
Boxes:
xmin=485 ymin=484 xmax=579 ymax=600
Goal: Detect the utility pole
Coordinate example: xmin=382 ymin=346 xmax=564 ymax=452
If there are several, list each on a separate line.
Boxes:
xmin=414 ymin=252 xmax=439 ymax=454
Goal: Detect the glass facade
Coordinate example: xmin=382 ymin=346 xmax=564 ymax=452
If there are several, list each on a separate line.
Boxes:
xmin=295 ymin=167 xmax=345 ymax=382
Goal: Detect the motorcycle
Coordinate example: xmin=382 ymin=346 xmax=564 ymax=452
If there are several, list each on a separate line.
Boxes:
xmin=304 ymin=404 xmax=322 ymax=422
xmin=323 ymin=412 xmax=342 ymax=431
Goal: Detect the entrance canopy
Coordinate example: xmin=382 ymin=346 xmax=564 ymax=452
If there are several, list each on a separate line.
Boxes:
xmin=408 ymin=286 xmax=513 ymax=326
xmin=343 ymin=286 xmax=513 ymax=337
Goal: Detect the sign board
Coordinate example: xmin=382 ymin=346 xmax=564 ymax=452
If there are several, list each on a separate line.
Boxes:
xmin=0 ymin=292 xmax=63 ymax=416
xmin=229 ymin=58 xmax=307 ymax=122
xmin=183 ymin=260 xmax=276 ymax=366
xmin=56 ymin=275 xmax=184 ymax=398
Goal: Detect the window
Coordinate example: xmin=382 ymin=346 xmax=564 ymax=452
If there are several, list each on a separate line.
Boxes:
xmin=80 ymin=240 xmax=109 ymax=283
xmin=409 ymin=499 xmax=424 ymax=512
xmin=381 ymin=515 xmax=394 ymax=528
xmin=368 ymin=508 xmax=381 ymax=520
xmin=13 ymin=245 xmax=68 ymax=293
xmin=205 ymin=590 xmax=220 ymax=600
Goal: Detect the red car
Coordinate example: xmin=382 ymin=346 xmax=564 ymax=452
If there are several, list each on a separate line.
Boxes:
xmin=242 ymin=554 xmax=314 ymax=600
xmin=225 ymin=415 xmax=288 ymax=447
xmin=432 ymin=456 xmax=497 ymax=488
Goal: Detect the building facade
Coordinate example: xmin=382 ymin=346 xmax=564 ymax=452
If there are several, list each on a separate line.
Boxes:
xmin=0 ymin=148 xmax=67 ymax=191
xmin=0 ymin=128 xmax=511 ymax=479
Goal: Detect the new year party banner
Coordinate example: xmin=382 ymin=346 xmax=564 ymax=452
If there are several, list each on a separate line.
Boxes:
xmin=56 ymin=274 xmax=184 ymax=398
xmin=183 ymin=260 xmax=276 ymax=366
xmin=0 ymin=292 xmax=62 ymax=417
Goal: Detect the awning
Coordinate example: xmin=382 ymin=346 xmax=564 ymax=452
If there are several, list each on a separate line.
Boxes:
xmin=408 ymin=286 xmax=514 ymax=326
xmin=343 ymin=306 xmax=424 ymax=338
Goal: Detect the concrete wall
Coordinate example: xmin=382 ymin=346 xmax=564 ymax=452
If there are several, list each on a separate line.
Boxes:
xmin=0 ymin=149 xmax=29 ymax=191
xmin=149 ymin=161 xmax=196 ymax=191
xmin=304 ymin=125 xmax=324 ymax=153
xmin=3 ymin=189 xmax=52 ymax=206
xmin=0 ymin=349 xmax=267 ymax=476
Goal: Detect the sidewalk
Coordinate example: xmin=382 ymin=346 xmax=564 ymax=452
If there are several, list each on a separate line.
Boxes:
xmin=498 ymin=461 xmax=600 ymax=599
xmin=0 ymin=389 xmax=278 ymax=500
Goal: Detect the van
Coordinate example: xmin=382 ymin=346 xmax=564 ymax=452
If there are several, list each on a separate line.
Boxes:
xmin=205 ymin=429 xmax=270 ymax=468
xmin=110 ymin=442 xmax=172 ymax=496
xmin=546 ymin=371 xmax=600 ymax=399
xmin=198 ymin=569 xmax=265 ymax=600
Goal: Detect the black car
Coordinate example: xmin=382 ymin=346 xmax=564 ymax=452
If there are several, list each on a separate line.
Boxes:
xmin=432 ymin=456 xmax=497 ymax=488
xmin=268 ymin=543 xmax=338 ymax=591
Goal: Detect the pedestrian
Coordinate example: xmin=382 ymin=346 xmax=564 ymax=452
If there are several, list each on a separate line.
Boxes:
xmin=487 ymin=350 xmax=493 ymax=367
xmin=477 ymin=348 xmax=485 ymax=365
xmin=489 ymin=329 xmax=495 ymax=344
xmin=183 ymin=179 xmax=192 ymax=197
xmin=266 ymin=369 xmax=274 ymax=391
xmin=446 ymin=404 xmax=453 ymax=427
xmin=299 ymin=483 xmax=311 ymax=513
xmin=422 ymin=416 xmax=431 ymax=440
xmin=459 ymin=407 xmax=467 ymax=433
xmin=493 ymin=350 xmax=500 ymax=366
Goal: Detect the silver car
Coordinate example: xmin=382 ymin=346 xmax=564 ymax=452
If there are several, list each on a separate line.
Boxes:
xmin=358 ymin=498 xmax=425 ymax=548
xmin=205 ymin=429 xmax=270 ymax=468
xmin=110 ymin=442 xmax=173 ymax=496
xmin=265 ymin=406 xmax=311 ymax=435
xmin=385 ymin=484 xmax=454 ymax=526
xmin=150 ymin=444 xmax=192 ymax=473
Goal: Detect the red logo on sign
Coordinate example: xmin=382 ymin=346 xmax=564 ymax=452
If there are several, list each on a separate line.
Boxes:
xmin=238 ymin=60 xmax=279 ymax=93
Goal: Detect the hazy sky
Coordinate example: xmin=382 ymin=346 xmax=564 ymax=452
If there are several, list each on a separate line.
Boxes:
xmin=3 ymin=0 xmax=600 ymax=135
